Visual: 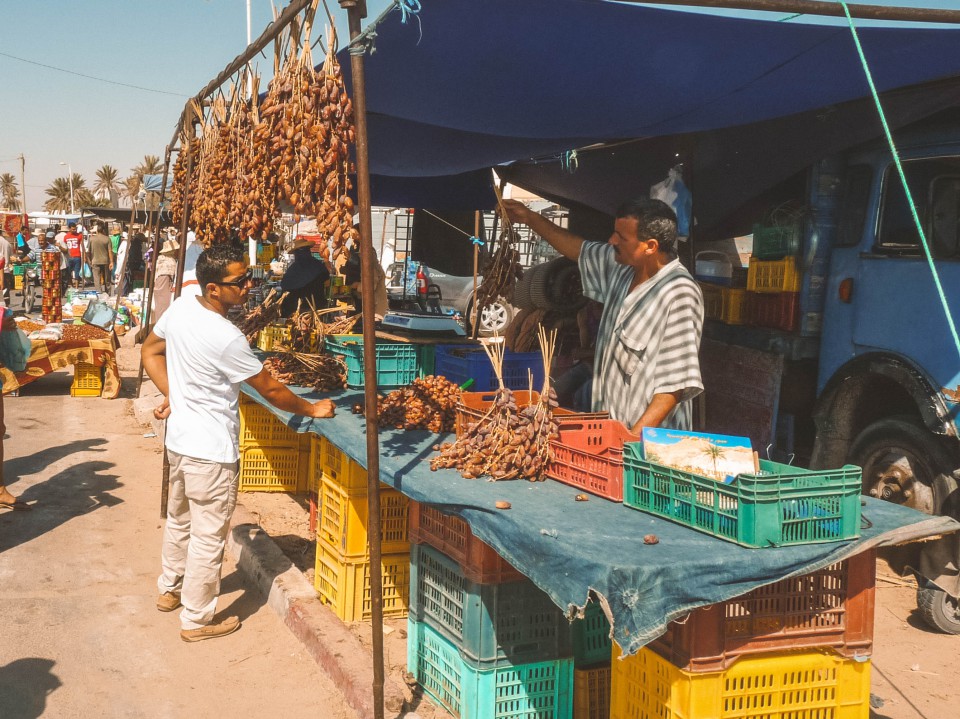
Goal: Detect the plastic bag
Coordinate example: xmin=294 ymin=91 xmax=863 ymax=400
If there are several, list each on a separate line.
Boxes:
xmin=83 ymin=263 xmax=92 ymax=279
xmin=650 ymin=166 xmax=693 ymax=237
xmin=0 ymin=325 xmax=32 ymax=373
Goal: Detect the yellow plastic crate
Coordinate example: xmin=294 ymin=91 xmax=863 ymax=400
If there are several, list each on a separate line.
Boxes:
xmin=306 ymin=435 xmax=323 ymax=495
xmin=747 ymin=256 xmax=801 ymax=294
xmin=13 ymin=274 xmax=23 ymax=290
xmin=71 ymin=362 xmax=103 ymax=397
xmin=575 ymin=664 xmax=611 ymax=719
xmin=722 ymin=287 xmax=748 ymax=325
xmin=239 ymin=445 xmax=304 ymax=493
xmin=317 ymin=473 xmax=410 ymax=557
xmin=610 ymin=644 xmax=870 ymax=719
xmin=322 ymin=436 xmax=368 ymax=491
xmin=239 ymin=397 xmax=301 ymax=449
xmin=313 ymin=540 xmax=410 ymax=622
xmin=257 ymin=323 xmax=291 ymax=352
xmin=698 ymin=282 xmax=724 ymax=321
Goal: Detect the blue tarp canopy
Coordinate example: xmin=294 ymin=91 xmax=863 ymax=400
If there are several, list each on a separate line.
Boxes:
xmin=338 ymin=0 xmax=960 ymax=210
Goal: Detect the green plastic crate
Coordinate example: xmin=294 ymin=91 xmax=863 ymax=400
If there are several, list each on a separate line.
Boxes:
xmin=571 ymin=601 xmax=612 ymax=668
xmin=12 ymin=264 xmax=25 ymax=276
xmin=622 ymin=443 xmax=861 ymax=547
xmin=408 ymin=618 xmax=574 ymax=719
xmin=324 ymin=334 xmax=423 ymax=389
xmin=752 ymin=222 xmax=802 ymax=260
xmin=410 ymin=544 xmax=572 ymax=667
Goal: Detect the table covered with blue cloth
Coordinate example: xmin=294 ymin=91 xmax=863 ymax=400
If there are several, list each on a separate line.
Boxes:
xmin=241 ymin=384 xmax=960 ymax=657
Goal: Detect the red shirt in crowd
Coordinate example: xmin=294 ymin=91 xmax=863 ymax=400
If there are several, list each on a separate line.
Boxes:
xmin=64 ymin=231 xmax=83 ymax=258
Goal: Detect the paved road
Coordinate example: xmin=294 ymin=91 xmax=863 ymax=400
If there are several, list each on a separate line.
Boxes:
xmin=0 ymin=371 xmax=355 ymax=719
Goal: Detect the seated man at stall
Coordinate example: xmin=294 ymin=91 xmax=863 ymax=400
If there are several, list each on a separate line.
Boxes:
xmin=279 ymin=237 xmax=331 ymax=317
xmin=502 ymin=198 xmax=703 ymax=431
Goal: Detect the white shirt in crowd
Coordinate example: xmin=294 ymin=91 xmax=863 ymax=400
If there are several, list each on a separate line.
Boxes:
xmin=153 ymin=294 xmax=263 ymax=463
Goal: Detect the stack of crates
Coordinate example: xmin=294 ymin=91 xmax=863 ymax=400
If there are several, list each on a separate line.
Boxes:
xmin=238 ymin=395 xmax=310 ymax=492
xmin=610 ymin=549 xmax=877 ymax=719
xmin=697 ymin=281 xmax=748 ymax=326
xmin=312 ymin=435 xmax=411 ymax=622
xmin=571 ymin=601 xmax=612 ymax=719
xmin=747 ymin=221 xmax=803 ymax=332
xmin=407 ymin=501 xmax=575 ymax=719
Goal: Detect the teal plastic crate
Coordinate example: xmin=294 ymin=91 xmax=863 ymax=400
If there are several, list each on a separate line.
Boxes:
xmin=571 ymin=601 xmax=612 ymax=668
xmin=752 ymin=222 xmax=802 ymax=260
xmin=324 ymin=334 xmax=423 ymax=389
xmin=622 ymin=443 xmax=862 ymax=547
xmin=410 ymin=544 xmax=572 ymax=667
xmin=408 ymin=618 xmax=574 ymax=719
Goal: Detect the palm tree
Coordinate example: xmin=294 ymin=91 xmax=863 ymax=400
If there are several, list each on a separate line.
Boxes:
xmin=93 ymin=165 xmax=122 ymax=205
xmin=44 ymin=177 xmax=73 ymax=213
xmin=133 ymin=155 xmax=163 ymax=210
xmin=702 ymin=444 xmax=727 ymax=480
xmin=0 ymin=173 xmax=19 ymax=210
xmin=121 ymin=175 xmax=142 ymax=207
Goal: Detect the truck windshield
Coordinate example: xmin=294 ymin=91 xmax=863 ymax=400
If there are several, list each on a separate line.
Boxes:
xmin=878 ymin=156 xmax=960 ymax=259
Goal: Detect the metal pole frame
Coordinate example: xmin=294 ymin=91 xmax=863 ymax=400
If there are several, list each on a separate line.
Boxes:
xmin=340 ymin=3 xmax=385 ymax=718
xmin=616 ymin=0 xmax=960 ymax=23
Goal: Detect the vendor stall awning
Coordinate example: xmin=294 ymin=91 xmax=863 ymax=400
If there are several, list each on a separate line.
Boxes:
xmin=338 ymin=0 xmax=960 ymax=209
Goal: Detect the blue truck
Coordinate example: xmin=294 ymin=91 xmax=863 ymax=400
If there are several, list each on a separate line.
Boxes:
xmin=699 ymin=115 xmax=960 ymax=633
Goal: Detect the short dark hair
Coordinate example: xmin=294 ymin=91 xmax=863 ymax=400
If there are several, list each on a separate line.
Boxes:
xmin=196 ymin=243 xmax=247 ymax=292
xmin=615 ymin=199 xmax=678 ymax=258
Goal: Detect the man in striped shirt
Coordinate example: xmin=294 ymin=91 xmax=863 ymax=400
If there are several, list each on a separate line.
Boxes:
xmin=503 ymin=198 xmax=703 ymax=431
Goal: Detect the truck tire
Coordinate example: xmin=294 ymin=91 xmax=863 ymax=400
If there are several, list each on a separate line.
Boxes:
xmin=848 ymin=417 xmax=957 ymax=516
xmin=917 ymin=583 xmax=960 ymax=635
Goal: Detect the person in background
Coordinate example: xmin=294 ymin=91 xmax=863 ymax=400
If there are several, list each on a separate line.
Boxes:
xmin=88 ymin=223 xmax=114 ymax=294
xmin=0 ymin=308 xmax=29 ymax=511
xmin=62 ymin=222 xmax=85 ymax=290
xmin=342 ymin=240 xmax=388 ymax=321
xmin=110 ymin=227 xmax=122 ymax=255
xmin=0 ymin=230 xmax=11 ymax=307
xmin=279 ymin=237 xmax=330 ymax=316
xmin=503 ymin=198 xmax=704 ymax=432
xmin=141 ymin=243 xmax=336 ymax=642
xmin=153 ymin=230 xmax=179 ymax=322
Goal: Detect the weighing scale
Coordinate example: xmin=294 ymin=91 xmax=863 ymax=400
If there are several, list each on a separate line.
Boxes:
xmin=380 ymin=309 xmax=467 ymax=337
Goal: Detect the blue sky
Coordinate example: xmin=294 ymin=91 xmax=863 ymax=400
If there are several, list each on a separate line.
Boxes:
xmin=0 ymin=0 xmax=393 ymax=209
xmin=1 ymin=0 xmax=954 ymax=210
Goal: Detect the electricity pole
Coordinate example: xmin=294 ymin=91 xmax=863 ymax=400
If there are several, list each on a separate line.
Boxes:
xmin=18 ymin=154 xmax=25 ymax=214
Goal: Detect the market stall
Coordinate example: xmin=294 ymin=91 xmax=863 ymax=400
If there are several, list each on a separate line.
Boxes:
xmin=0 ymin=332 xmax=120 ymax=398
xmin=239 ymin=381 xmax=958 ymax=651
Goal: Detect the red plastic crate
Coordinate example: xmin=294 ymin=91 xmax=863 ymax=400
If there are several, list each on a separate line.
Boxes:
xmin=748 ymin=291 xmax=800 ymax=332
xmin=546 ymin=419 xmax=638 ymax=501
xmin=408 ymin=501 xmax=525 ymax=584
xmin=649 ymin=549 xmax=876 ymax=672
xmin=454 ymin=390 xmax=540 ymax=437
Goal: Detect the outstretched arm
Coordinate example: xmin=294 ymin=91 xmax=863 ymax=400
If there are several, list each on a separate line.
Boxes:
xmin=501 ymin=199 xmax=585 ymax=261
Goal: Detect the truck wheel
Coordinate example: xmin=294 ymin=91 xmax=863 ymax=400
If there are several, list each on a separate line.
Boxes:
xmin=848 ymin=417 xmax=956 ymax=516
xmin=917 ymin=583 xmax=960 ymax=634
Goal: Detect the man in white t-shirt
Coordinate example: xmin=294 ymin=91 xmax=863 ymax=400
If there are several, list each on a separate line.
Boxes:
xmin=141 ymin=243 xmax=335 ymax=642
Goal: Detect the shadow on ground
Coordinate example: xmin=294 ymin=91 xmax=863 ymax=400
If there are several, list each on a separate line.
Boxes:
xmin=0 ymin=658 xmax=61 ymax=719
xmin=0 ymin=459 xmax=122 ymax=553
xmin=3 ymin=438 xmax=108 ymax=485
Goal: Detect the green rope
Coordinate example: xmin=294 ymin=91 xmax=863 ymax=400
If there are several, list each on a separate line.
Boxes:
xmin=839 ymin=0 xmax=960 ymax=362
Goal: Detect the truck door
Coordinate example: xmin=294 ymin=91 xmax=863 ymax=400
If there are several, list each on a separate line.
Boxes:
xmin=851 ymin=155 xmax=960 ymax=398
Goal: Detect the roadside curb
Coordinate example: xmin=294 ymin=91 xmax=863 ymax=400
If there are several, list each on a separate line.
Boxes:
xmin=227 ymin=503 xmax=408 ymax=719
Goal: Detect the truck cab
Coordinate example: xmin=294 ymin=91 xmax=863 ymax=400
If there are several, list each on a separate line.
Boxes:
xmin=811 ymin=123 xmax=960 ymax=519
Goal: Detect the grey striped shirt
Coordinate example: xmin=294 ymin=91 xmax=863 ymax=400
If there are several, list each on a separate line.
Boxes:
xmin=579 ymin=243 xmax=704 ymax=430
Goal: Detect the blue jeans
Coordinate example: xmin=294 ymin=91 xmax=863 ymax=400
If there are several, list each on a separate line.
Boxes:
xmin=67 ymin=257 xmax=83 ymax=283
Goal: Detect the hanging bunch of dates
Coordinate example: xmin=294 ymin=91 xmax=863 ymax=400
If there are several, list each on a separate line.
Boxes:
xmin=475 ymin=197 xmax=524 ymax=328
xmin=263 ymin=21 xmax=357 ymax=262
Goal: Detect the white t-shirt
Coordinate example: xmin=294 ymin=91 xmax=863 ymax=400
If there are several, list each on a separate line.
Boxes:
xmin=154 ymin=295 xmax=263 ymax=463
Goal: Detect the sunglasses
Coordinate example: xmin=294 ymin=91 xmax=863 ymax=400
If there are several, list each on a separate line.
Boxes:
xmin=215 ymin=270 xmax=254 ymax=288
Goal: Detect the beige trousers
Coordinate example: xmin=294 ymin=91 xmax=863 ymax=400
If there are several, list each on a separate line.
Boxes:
xmin=158 ymin=450 xmax=239 ymax=629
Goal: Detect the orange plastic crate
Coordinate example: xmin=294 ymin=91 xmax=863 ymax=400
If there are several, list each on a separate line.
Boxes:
xmin=649 ymin=549 xmax=875 ymax=671
xmin=575 ymin=664 xmax=611 ymax=719
xmin=547 ymin=418 xmax=638 ymax=501
xmin=408 ymin=501 xmax=525 ymax=584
